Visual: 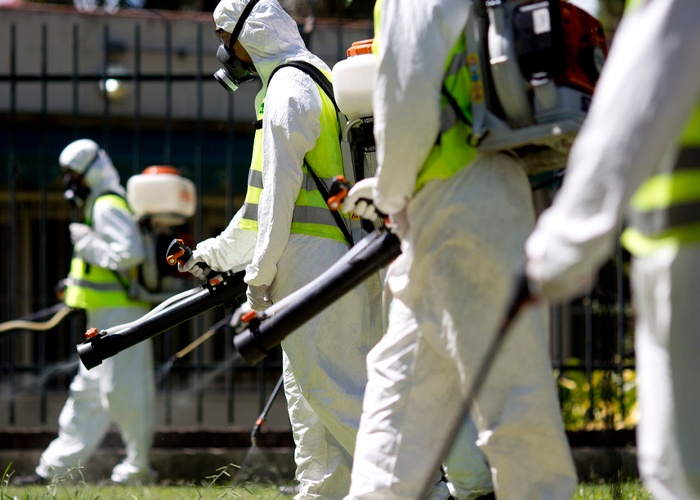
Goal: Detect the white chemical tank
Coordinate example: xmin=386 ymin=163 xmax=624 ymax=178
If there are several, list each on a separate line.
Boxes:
xmin=332 ymin=39 xmax=376 ymax=120
xmin=127 ymin=166 xmax=196 ymax=227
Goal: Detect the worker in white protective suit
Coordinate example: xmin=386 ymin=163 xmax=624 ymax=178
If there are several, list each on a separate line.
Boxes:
xmin=340 ymin=1 xmax=578 ymax=499
xmin=179 ymin=1 xmax=383 ymax=498
xmin=525 ymin=1 xmax=700 ymax=498
xmin=13 ymin=139 xmax=156 ymax=486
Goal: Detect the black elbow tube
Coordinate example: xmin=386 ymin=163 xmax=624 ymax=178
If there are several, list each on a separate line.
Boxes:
xmin=234 ymin=230 xmax=401 ymax=365
xmin=78 ymin=271 xmax=247 ymax=370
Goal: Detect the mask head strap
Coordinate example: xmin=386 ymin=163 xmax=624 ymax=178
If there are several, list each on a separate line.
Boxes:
xmin=228 ymin=0 xmax=261 ymax=49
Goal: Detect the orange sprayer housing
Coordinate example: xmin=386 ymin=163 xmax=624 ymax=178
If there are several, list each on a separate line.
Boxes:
xmin=347 ymin=39 xmax=373 ymax=57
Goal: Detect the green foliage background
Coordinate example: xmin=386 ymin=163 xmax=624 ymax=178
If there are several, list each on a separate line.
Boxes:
xmin=559 ymin=366 xmax=637 ymax=430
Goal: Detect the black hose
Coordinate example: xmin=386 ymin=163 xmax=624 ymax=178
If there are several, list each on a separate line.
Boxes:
xmin=234 ymin=230 xmax=401 ymax=365
xmin=78 ymin=271 xmax=247 ymax=370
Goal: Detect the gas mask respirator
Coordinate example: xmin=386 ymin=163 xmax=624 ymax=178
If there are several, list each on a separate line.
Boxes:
xmin=213 ymin=0 xmax=261 ymax=94
xmin=63 ymin=172 xmax=91 ymax=207
xmin=214 ymin=44 xmax=256 ymax=93
xmin=62 ymin=151 xmax=97 ymax=207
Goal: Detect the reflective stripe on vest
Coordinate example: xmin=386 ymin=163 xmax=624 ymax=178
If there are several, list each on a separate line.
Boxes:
xmin=63 ymin=194 xmax=148 ymax=309
xmin=238 ymin=67 xmax=350 ymax=243
xmin=621 ymin=110 xmax=700 ymax=256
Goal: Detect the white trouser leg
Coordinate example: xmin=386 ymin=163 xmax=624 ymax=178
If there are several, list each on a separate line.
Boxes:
xmin=346 ymin=155 xmax=576 ymax=500
xmin=346 ymin=298 xmax=452 ymax=500
xmin=633 ymin=244 xmax=700 ymax=500
xmin=444 ymin=415 xmax=493 ymax=499
xmin=86 ymin=307 xmax=154 ymax=484
xmin=36 ymin=364 xmax=112 ymax=479
xmin=104 ymin=339 xmax=155 ymax=483
xmin=272 ymin=237 xmax=384 ymax=500
xmin=283 ymin=352 xmax=354 ymax=500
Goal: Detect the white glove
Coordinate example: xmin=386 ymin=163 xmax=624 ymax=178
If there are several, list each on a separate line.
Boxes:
xmin=178 ymin=248 xmax=211 ymax=281
xmin=229 ymin=301 xmax=253 ymax=333
xmin=387 ymin=207 xmax=410 ymax=240
xmin=525 ymin=231 xmax=595 ymax=302
xmin=247 ymin=285 xmax=272 ymax=312
xmin=69 ymin=223 xmax=94 ymax=246
xmin=341 ymin=177 xmax=380 ymax=221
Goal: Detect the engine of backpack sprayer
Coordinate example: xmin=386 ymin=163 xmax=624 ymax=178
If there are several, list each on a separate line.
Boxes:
xmin=469 ymin=0 xmax=607 ymax=173
xmin=126 ymin=165 xmax=197 ymax=302
xmin=331 ymin=1 xmax=608 ymax=181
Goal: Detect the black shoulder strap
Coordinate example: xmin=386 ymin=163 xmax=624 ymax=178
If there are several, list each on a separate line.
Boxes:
xmin=303 ymin=158 xmax=352 ymax=245
xmin=268 ymin=61 xmax=352 ymax=246
xmin=270 ymin=60 xmax=340 ymax=114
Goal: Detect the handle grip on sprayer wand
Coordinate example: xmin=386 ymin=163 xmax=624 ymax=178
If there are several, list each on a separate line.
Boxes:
xmin=327 ymin=176 xmax=352 ymax=211
xmin=327 ymin=176 xmax=389 ymax=221
xmin=166 ymin=239 xmax=211 ymax=277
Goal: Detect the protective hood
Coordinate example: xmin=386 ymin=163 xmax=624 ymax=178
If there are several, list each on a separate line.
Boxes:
xmin=213 ymin=0 xmax=329 ymax=107
xmin=82 ymin=150 xmax=126 ymax=218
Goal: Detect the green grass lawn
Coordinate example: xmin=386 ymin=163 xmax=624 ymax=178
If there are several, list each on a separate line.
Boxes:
xmin=2 ymin=482 xmax=286 ymax=500
xmin=571 ymin=482 xmax=656 ymax=500
xmin=2 ymin=462 xmax=657 ymax=500
xmin=2 ymin=481 xmax=657 ymax=500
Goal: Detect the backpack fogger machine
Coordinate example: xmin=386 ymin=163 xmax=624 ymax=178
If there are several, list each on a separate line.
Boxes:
xmin=126 ymin=166 xmax=198 ymax=303
xmin=467 ymin=0 xmax=607 ymax=173
xmin=332 ymin=38 xmax=382 ymax=245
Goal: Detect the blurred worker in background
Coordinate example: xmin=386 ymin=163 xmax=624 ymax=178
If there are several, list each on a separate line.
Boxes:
xmin=340 ymin=0 xmax=578 ymax=498
xmin=179 ymin=1 xmax=383 ymax=498
xmin=526 ymin=1 xmax=700 ymax=498
xmin=13 ymin=139 xmax=156 ymax=486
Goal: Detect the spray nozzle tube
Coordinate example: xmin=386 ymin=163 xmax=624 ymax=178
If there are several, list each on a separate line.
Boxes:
xmin=233 ymin=229 xmax=401 ymax=365
xmin=77 ymin=270 xmax=248 ymax=370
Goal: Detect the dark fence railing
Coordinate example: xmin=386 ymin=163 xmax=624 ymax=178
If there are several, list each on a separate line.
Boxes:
xmin=1 ymin=12 xmax=635 ymax=435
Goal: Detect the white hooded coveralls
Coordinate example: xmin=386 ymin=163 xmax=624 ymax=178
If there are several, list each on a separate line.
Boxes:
xmin=37 ymin=148 xmax=155 ymax=485
xmin=343 ymin=1 xmax=578 ymax=499
xmin=196 ymin=2 xmax=384 ymax=498
xmin=526 ymin=1 xmax=700 ymax=498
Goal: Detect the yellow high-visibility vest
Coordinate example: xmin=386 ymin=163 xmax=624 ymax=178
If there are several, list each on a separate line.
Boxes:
xmin=238 ymin=66 xmax=350 ymax=244
xmin=64 ymin=194 xmax=149 ymax=310
xmin=621 ymin=108 xmax=700 ymax=255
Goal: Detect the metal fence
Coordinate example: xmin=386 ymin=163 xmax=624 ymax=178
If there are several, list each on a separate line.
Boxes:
xmin=0 ymin=8 xmax=636 ymax=433
xmin=0 ymin=9 xmax=283 ymax=429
